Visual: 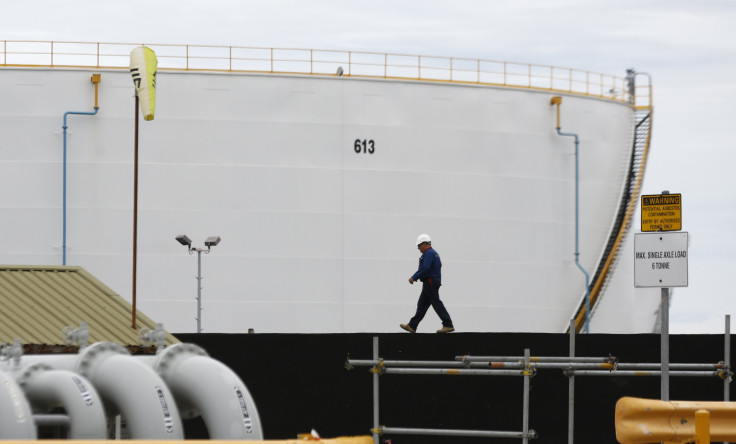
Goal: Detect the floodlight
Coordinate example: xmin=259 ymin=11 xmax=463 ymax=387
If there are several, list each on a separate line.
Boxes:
xmin=175 ymin=234 xmax=192 ymax=247
xmin=205 ymin=236 xmax=221 ymax=247
xmin=175 ymin=234 xmax=220 ymax=333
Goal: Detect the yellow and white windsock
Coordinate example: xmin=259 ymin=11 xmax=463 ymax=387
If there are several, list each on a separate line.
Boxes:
xmin=130 ymin=46 xmax=158 ymax=121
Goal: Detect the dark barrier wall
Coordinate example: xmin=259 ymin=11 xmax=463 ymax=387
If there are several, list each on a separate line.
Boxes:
xmin=175 ymin=333 xmax=730 ymax=443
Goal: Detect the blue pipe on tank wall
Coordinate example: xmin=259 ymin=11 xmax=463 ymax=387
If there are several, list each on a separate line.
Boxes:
xmin=62 ymin=107 xmax=98 ymax=265
xmin=556 ymin=127 xmax=591 ymax=334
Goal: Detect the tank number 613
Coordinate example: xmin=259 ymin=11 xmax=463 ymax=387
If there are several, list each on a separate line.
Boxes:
xmin=354 ymin=139 xmax=375 ymax=154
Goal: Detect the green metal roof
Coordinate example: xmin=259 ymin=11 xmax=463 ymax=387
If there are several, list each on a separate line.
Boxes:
xmin=0 ymin=265 xmax=179 ymax=348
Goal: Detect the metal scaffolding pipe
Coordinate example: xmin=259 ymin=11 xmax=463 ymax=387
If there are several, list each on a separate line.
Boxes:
xmin=615 ymin=363 xmax=723 ymax=370
xmin=380 ymin=426 xmax=529 ymax=439
xmin=534 ymin=362 xmax=615 ymax=370
xmin=383 ymin=368 xmax=527 ymax=376
xmin=359 ymin=338 xmax=536 ymax=442
xmin=457 ymin=355 xmax=614 ymax=364
xmin=568 ymin=319 xmax=575 ymax=444
xmin=726 ymin=314 xmax=731 ymax=444
xmin=348 ymin=359 xmax=516 ymax=369
xmin=350 ymin=358 xmax=714 ymax=371
xmin=566 ymin=370 xmax=721 ymax=377
xmin=725 ymin=314 xmax=731 ymax=402
xmin=522 ymin=348 xmax=531 ymax=444
xmin=372 ymin=337 xmax=379 ymax=444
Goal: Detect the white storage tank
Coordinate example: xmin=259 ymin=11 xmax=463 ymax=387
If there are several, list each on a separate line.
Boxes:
xmin=0 ymin=43 xmax=658 ymax=333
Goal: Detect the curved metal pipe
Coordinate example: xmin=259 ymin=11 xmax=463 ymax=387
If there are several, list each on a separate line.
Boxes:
xmin=75 ymin=342 xmax=184 ymax=439
xmin=0 ymin=369 xmax=36 ymax=439
xmin=151 ymin=343 xmax=263 ymax=439
xmin=18 ymin=364 xmax=106 ymax=439
xmin=0 ymin=342 xmax=260 ymax=440
xmin=61 ymin=73 xmax=101 ymax=265
xmin=551 ymin=96 xmax=591 ymax=333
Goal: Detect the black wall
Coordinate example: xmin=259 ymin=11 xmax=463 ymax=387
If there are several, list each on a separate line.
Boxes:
xmin=175 ymin=333 xmax=730 ymax=443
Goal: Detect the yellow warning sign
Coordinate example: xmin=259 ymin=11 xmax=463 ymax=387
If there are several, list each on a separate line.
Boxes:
xmin=641 ymin=193 xmax=681 ymax=232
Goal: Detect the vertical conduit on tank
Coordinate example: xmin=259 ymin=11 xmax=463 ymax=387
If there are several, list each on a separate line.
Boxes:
xmin=147 ymin=343 xmax=264 ymax=440
xmin=16 ymin=364 xmax=107 ymax=439
xmin=0 ymin=369 xmax=37 ymax=439
xmin=569 ymin=71 xmax=654 ymax=333
xmin=550 ymin=96 xmax=592 ymax=334
xmin=61 ymin=74 xmax=101 ymax=266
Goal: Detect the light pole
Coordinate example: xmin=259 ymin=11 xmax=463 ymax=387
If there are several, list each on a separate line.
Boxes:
xmin=175 ymin=234 xmax=221 ymax=333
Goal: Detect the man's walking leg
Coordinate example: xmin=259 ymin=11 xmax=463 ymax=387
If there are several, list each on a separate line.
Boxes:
xmin=408 ymin=284 xmax=432 ymax=330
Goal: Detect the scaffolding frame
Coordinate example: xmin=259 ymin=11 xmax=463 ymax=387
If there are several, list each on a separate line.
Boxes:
xmin=346 ymin=316 xmax=732 ymax=444
xmin=347 ymin=337 xmax=537 ymax=444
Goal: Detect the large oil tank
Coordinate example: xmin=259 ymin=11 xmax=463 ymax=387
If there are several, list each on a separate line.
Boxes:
xmin=0 ymin=42 xmax=657 ymax=333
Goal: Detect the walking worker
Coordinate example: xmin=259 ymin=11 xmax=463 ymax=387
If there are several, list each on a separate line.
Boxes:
xmin=400 ymin=234 xmax=455 ymax=333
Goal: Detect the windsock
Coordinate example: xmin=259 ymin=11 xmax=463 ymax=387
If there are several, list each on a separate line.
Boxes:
xmin=130 ymin=46 xmax=158 ymax=121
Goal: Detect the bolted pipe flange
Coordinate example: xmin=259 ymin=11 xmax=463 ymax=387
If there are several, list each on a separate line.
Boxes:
xmin=74 ymin=342 xmax=129 ymax=379
xmin=16 ymin=363 xmax=53 ymax=389
xmin=153 ymin=343 xmax=209 ymax=377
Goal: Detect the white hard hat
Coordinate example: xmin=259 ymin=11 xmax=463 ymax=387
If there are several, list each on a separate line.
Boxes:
xmin=416 ymin=234 xmax=431 ymax=245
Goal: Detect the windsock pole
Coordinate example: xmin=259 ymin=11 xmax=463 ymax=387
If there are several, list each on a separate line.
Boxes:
xmin=132 ymin=94 xmax=139 ymax=329
xmin=129 ymin=45 xmax=157 ymax=329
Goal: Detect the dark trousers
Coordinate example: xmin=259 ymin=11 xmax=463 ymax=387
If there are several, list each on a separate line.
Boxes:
xmin=409 ymin=280 xmax=453 ymax=330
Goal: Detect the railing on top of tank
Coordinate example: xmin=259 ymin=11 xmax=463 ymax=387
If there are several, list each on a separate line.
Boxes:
xmin=1 ymin=40 xmax=647 ymax=105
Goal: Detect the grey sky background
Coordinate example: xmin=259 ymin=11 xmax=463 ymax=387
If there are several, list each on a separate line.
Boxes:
xmin=3 ymin=0 xmax=735 ymax=333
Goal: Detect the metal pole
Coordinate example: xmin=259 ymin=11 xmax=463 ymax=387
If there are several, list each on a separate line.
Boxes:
xmin=726 ymin=314 xmax=731 ymax=402
xmin=458 ymin=355 xmax=612 ymax=364
xmin=661 ymin=287 xmax=669 ymax=401
xmin=523 ymin=348 xmax=530 ymax=444
xmin=383 ymin=368 xmax=526 ymax=376
xmin=372 ymin=336 xmax=379 ymax=444
xmin=535 ymin=362 xmax=614 ymax=370
xmin=726 ymin=314 xmax=731 ymax=444
xmin=616 ymin=363 xmax=723 ymax=370
xmin=354 ymin=359 xmax=723 ymax=371
xmin=350 ymin=359 xmax=634 ymax=370
xmin=132 ymin=94 xmax=139 ymax=329
xmin=567 ymin=370 xmax=718 ymax=377
xmin=350 ymin=359 xmax=521 ymax=369
xmin=569 ymin=319 xmax=575 ymax=444
xmin=380 ymin=426 xmax=525 ymax=439
xmin=196 ymin=249 xmax=202 ymax=333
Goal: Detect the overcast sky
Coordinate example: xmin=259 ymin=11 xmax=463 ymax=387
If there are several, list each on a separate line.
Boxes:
xmin=3 ymin=0 xmax=736 ymax=333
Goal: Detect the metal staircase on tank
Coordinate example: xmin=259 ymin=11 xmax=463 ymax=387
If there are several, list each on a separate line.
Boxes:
xmin=569 ymin=71 xmax=654 ymax=333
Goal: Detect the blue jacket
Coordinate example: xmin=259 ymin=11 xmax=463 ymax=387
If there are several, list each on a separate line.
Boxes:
xmin=411 ymin=247 xmax=442 ymax=284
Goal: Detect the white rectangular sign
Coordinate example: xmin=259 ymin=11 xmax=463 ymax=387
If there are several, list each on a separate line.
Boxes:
xmin=634 ymin=232 xmax=688 ymax=288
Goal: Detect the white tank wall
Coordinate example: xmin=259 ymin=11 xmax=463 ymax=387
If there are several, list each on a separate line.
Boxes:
xmin=0 ymin=67 xmax=639 ymax=333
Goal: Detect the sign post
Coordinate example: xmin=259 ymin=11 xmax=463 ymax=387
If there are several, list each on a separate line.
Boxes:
xmin=636 ymin=191 xmax=687 ymax=403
